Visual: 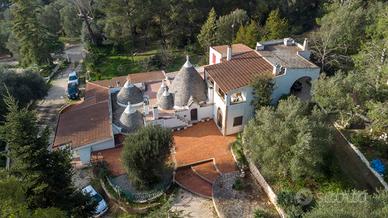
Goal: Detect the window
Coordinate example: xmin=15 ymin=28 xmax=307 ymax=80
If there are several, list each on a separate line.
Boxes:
xmin=231 ymin=92 xmax=245 ymax=104
xmin=212 ymin=54 xmax=216 ymax=64
xmin=217 ymin=88 xmax=225 ymax=100
xmin=233 ymin=116 xmax=243 ymax=127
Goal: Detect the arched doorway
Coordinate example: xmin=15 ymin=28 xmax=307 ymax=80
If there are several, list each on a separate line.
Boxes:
xmin=216 ymin=108 xmax=223 ymax=128
xmin=290 ymin=76 xmax=312 ymax=101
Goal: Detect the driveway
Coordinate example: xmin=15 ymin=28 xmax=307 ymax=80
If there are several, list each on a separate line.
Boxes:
xmin=37 ymin=44 xmax=85 ymax=145
xmin=36 ymin=65 xmax=72 ymax=144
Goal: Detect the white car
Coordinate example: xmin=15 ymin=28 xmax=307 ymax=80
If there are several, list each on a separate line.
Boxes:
xmin=68 ymin=71 xmax=79 ymax=85
xmin=82 ymin=185 xmax=108 ymax=217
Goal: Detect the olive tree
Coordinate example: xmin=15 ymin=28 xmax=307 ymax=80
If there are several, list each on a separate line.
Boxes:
xmin=121 ymin=125 xmax=173 ymax=189
xmin=242 ymin=96 xmax=332 ymax=183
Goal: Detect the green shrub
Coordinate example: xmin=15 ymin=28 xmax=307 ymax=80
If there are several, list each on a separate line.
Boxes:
xmin=254 ymin=208 xmax=272 ymax=218
xmin=92 ymin=161 xmax=111 ymax=179
xmin=350 ymin=132 xmax=371 ymax=147
xmin=232 ymin=178 xmax=247 ymax=191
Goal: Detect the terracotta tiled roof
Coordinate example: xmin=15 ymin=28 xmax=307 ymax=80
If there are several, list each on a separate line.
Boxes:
xmin=205 ymin=51 xmax=273 ymax=92
xmin=128 ymin=71 xmax=165 ymax=84
xmin=53 ymin=83 xmax=112 ymax=149
xmin=90 ymin=71 xmax=165 ymax=88
xmin=212 ymin=44 xmax=253 ymax=57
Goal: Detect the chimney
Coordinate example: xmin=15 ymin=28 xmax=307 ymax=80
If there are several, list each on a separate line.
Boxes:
xmin=273 ymin=63 xmax=281 ymax=75
xmin=144 ymin=104 xmax=149 ymax=115
xmin=152 ymin=106 xmax=159 ymax=120
xmin=303 ymin=38 xmax=309 ymax=51
xmin=256 ymin=42 xmax=264 ymax=51
xmin=226 ymin=45 xmax=232 ymax=61
xmin=116 ymin=80 xmax=120 ymax=87
xmin=283 ymin=38 xmax=294 ymax=46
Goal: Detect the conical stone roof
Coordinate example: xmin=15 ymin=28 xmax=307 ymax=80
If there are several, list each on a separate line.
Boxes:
xmin=119 ymin=103 xmax=144 ymax=133
xmin=117 ymin=80 xmax=143 ymax=106
xmin=157 ymin=80 xmax=167 ymax=101
xmin=158 ymin=87 xmax=174 ymax=110
xmin=169 ymin=56 xmax=207 ymax=107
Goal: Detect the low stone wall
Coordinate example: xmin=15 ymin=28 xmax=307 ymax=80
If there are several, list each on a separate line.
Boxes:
xmin=106 ymin=175 xmax=171 ymax=203
xmin=247 ymin=158 xmax=286 ymax=218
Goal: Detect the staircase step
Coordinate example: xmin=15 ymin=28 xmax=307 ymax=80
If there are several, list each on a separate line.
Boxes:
xmin=192 ymin=161 xmax=220 ymax=184
xmin=175 ymin=167 xmax=212 ymax=198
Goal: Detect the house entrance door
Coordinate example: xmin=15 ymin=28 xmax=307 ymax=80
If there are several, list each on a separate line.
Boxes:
xmin=191 ymin=108 xmax=198 ymax=121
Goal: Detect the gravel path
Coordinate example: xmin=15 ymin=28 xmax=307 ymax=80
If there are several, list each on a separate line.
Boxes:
xmin=213 ymin=172 xmax=277 ymax=218
xmin=171 ymin=188 xmax=217 ymax=218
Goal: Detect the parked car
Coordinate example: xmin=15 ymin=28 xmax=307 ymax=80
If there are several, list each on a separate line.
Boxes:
xmin=68 ymin=71 xmax=79 ymax=85
xmin=67 ymin=83 xmax=79 ymax=100
xmin=82 ymin=185 xmax=108 ymax=217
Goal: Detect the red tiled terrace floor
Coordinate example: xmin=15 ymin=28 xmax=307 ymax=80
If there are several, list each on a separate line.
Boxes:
xmin=173 ymin=121 xmax=237 ymax=173
xmin=92 ymin=146 xmax=125 ymax=176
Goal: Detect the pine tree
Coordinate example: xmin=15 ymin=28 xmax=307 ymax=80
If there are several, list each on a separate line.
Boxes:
xmin=0 ymin=95 xmax=95 ymax=217
xmin=263 ymin=9 xmax=289 ymax=40
xmin=197 ymin=8 xmax=218 ymax=52
xmin=10 ymin=0 xmax=57 ymax=67
xmin=234 ymin=19 xmax=261 ymax=48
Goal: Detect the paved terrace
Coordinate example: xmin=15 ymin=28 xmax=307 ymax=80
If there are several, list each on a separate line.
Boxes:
xmin=174 ymin=121 xmax=238 ymax=198
xmin=91 ymin=121 xmax=238 ymax=198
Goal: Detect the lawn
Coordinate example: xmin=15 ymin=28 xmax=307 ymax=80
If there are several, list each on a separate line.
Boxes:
xmin=88 ymin=49 xmax=204 ymax=81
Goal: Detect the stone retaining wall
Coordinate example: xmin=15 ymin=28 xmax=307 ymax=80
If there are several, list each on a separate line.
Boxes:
xmin=334 ymin=124 xmax=388 ymax=191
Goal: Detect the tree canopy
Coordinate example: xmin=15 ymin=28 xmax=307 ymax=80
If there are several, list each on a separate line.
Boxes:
xmin=242 ymin=96 xmax=332 ymax=183
xmin=122 ymin=125 xmax=173 ymax=189
xmin=234 ymin=19 xmax=261 ymax=48
xmin=250 ymin=72 xmax=275 ymax=111
xmin=0 ymin=95 xmax=96 ymax=217
xmin=304 ymin=190 xmax=388 ymax=218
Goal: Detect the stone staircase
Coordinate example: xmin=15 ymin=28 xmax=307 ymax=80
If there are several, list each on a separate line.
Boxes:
xmin=174 ymin=160 xmax=221 ymax=198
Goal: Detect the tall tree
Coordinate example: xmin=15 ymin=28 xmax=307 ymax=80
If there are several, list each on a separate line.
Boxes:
xmin=10 ymin=0 xmax=60 ymax=66
xmin=0 ymin=174 xmax=66 ymax=218
xmin=197 ymin=8 xmax=218 ymax=52
xmin=234 ymin=19 xmax=261 ymax=48
xmin=0 ymin=96 xmax=95 ymax=217
xmin=216 ymin=8 xmax=248 ymax=45
xmin=263 ymin=9 xmax=289 ymax=40
xmin=310 ymin=0 xmax=366 ymax=73
xmin=59 ymin=3 xmax=82 ymax=38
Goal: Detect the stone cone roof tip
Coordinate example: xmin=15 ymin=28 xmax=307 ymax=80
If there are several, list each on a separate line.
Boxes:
xmin=169 ymin=55 xmax=207 ymax=107
xmin=183 ymin=55 xmax=192 ymax=68
xmin=117 ymin=79 xmax=143 ymax=105
xmin=158 ymin=86 xmax=174 ymax=110
xmin=157 ymin=80 xmax=167 ymax=100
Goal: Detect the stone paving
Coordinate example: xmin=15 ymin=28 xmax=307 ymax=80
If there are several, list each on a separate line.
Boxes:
xmin=213 ymin=172 xmax=277 ymax=218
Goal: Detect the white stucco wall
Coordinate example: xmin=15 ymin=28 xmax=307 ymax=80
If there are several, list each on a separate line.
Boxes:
xmin=198 ymin=105 xmax=213 ymax=120
xmin=75 ymin=138 xmax=115 ymax=164
xmin=213 ymin=83 xmax=227 ymax=133
xmin=225 ymin=86 xmax=255 ymax=135
xmin=91 ymin=138 xmax=115 ymax=152
xmin=209 ymin=47 xmax=222 ymax=65
xmin=78 ymin=147 xmax=91 ymax=164
xmin=272 ymin=68 xmax=320 ymax=103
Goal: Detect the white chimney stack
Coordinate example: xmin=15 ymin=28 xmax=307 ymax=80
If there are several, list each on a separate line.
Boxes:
xmin=226 ymin=45 xmax=232 ymax=61
xmin=303 ymin=38 xmax=309 ymax=51
xmin=152 ymin=106 xmax=159 ymax=120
